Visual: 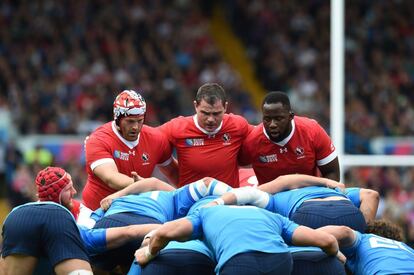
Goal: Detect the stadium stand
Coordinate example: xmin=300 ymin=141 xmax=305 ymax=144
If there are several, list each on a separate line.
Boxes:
xmin=1 ymin=0 xmax=413 ymax=248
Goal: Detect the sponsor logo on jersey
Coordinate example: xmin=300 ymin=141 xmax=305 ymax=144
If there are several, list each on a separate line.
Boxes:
xmin=259 ymin=154 xmax=278 ymax=163
xmin=141 ymin=153 xmax=150 ymax=165
xmin=222 ymin=133 xmax=231 ymax=145
xmin=185 ymin=138 xmax=204 ymax=146
xmin=114 ymin=150 xmax=130 ymax=161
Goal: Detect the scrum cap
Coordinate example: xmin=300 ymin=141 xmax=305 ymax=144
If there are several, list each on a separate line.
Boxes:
xmin=35 ymin=167 xmax=71 ymax=204
xmin=113 ymin=90 xmax=146 ymax=123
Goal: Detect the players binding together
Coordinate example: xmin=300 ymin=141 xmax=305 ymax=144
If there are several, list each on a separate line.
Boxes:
xmin=2 ymin=84 xmax=413 ymax=275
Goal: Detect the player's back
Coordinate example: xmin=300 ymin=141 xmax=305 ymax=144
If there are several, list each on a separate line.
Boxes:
xmin=344 ymin=232 xmax=414 ymax=275
xmin=270 ymin=186 xmax=348 ymax=218
xmin=92 ymin=191 xmax=176 ymax=223
xmin=191 ymin=203 xmax=297 ymax=272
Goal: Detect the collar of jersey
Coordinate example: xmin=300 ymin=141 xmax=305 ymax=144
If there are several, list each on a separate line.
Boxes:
xmin=263 ymin=119 xmax=295 ymax=146
xmin=193 ymin=115 xmax=223 ymax=136
xmin=112 ymin=121 xmax=140 ymax=149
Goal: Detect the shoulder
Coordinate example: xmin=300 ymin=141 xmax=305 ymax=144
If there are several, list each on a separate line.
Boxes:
xmin=225 ymin=113 xmax=248 ymax=124
xmin=160 ymin=116 xmax=193 ymax=130
xmin=294 ymin=116 xmax=321 ymax=128
xmin=88 ymin=122 xmax=114 ymax=139
xmin=294 ymin=116 xmax=327 ymax=136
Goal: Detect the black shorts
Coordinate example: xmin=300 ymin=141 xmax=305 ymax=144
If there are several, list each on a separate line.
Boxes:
xmin=1 ymin=203 xmax=89 ymax=267
xmin=291 ymin=250 xmax=346 ymax=275
xmin=142 ymin=249 xmax=215 ymax=275
xmin=91 ymin=212 xmax=162 ymax=271
xmin=292 ymin=200 xmax=367 ymax=232
xmin=220 ymin=251 xmax=292 ymax=275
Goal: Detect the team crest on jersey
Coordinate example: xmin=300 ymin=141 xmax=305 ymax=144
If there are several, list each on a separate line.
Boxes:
xmin=295 ymin=146 xmax=305 ymax=159
xmin=222 ymin=133 xmax=231 ymax=145
xmin=185 ymin=138 xmax=204 ymax=146
xmin=259 ymin=154 xmax=278 ymax=163
xmin=141 ymin=153 xmax=150 ymax=165
xmin=114 ymin=150 xmax=130 ymax=161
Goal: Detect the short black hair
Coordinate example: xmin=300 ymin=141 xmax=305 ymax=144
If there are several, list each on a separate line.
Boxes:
xmin=262 ymin=91 xmax=291 ymax=110
xmin=195 ymin=83 xmax=227 ymax=106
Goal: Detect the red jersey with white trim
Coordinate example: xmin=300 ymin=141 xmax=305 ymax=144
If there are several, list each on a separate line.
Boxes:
xmin=82 ymin=122 xmax=173 ymax=210
xmin=159 ymin=114 xmax=251 ymax=188
xmin=239 ymin=116 xmax=337 ymax=184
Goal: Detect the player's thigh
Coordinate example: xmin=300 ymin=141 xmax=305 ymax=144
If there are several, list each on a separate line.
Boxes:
xmin=54 ymin=259 xmax=92 ymax=275
xmin=3 ymin=254 xmax=37 ymax=275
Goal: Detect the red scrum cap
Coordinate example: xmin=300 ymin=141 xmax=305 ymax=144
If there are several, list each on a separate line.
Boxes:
xmin=35 ymin=167 xmax=71 ymax=204
xmin=113 ymin=90 xmax=146 ymax=124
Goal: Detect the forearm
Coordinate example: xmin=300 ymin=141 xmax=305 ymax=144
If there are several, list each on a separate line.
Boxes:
xmin=148 ymin=219 xmax=193 ymax=255
xmin=317 ymin=225 xmax=356 ymax=247
xmin=359 ymin=189 xmax=379 ymax=222
xmin=106 ymin=224 xmax=162 ymax=250
xmin=213 ymin=187 xmax=270 ymax=208
xmin=104 ymin=173 xmax=134 ymax=190
xmin=113 ymin=177 xmax=173 ymax=197
xmin=259 ymin=174 xmax=342 ymax=194
xmin=292 ymin=226 xmax=339 ymax=256
xmin=159 ymin=159 xmax=179 ymax=186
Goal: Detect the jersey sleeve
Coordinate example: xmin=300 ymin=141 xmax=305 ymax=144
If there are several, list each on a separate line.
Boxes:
xmin=279 ymin=214 xmax=300 ymax=245
xmin=85 ymin=134 xmax=114 ymax=169
xmin=345 ymin=188 xmax=361 ymax=208
xmin=313 ymin=122 xmax=337 ymax=166
xmin=151 ymin=128 xmax=174 ymax=166
xmin=185 ymin=210 xmax=203 ymax=239
xmin=78 ymin=226 xmax=107 ymax=254
xmin=158 ymin=120 xmax=175 ymax=145
xmin=341 ymin=230 xmax=360 ymax=261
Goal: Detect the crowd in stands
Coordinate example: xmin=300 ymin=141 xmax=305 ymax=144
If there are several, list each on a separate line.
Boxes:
xmin=1 ymin=0 xmax=414 ymax=245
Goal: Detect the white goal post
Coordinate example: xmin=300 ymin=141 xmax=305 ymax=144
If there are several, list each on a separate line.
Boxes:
xmin=330 ymin=0 xmax=414 ymax=180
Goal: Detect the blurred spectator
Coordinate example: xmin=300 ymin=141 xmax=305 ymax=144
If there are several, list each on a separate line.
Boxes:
xmin=0 ymin=0 xmax=254 ymax=136
xmin=23 ymin=144 xmax=54 ymax=168
xmin=8 ymin=163 xmax=37 ymax=207
xmin=224 ymin=0 xmax=414 ymax=145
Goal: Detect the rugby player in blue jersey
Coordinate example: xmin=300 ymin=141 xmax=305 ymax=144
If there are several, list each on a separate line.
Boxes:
xmin=91 ymin=176 xmax=232 ymax=271
xmin=321 ymin=220 xmax=414 ymax=275
xmin=135 ymin=197 xmax=339 ymax=275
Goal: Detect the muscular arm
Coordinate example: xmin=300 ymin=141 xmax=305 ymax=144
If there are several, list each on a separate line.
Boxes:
xmin=207 ymin=186 xmax=270 ymax=208
xmin=291 ymin=226 xmax=339 ymax=256
xmin=318 ymin=157 xmax=340 ymax=182
xmin=317 ymin=225 xmax=356 ymax=248
xmin=258 ymin=174 xmax=344 ymax=194
xmin=100 ymin=177 xmax=176 ymax=210
xmin=135 ymin=218 xmax=194 ymax=266
xmin=93 ymin=162 xmax=134 ymax=190
xmin=105 ymin=224 xmax=162 ymax=250
xmin=158 ymin=158 xmax=179 ymax=187
xmin=359 ymin=188 xmax=379 ymax=222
